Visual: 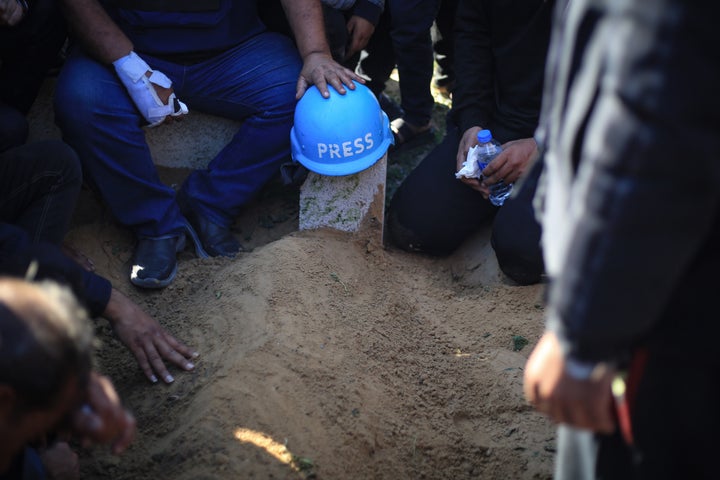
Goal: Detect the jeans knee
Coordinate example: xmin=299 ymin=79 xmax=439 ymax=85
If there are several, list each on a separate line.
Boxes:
xmin=54 ymin=75 xmax=92 ymax=129
xmin=35 ymin=140 xmax=82 ymax=188
xmin=54 ymin=57 xmax=119 ymax=132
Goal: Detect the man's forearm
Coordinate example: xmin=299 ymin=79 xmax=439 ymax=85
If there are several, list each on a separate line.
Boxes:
xmin=61 ymin=0 xmax=132 ymax=63
xmin=280 ymin=0 xmax=332 ymax=59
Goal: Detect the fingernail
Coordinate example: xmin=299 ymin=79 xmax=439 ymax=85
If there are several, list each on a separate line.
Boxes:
xmin=150 ymin=375 xmax=158 ymax=383
xmin=186 ymin=362 xmax=195 ymax=370
xmin=165 ymin=374 xmax=174 ymax=383
xmin=192 ymin=352 xmax=200 ymax=359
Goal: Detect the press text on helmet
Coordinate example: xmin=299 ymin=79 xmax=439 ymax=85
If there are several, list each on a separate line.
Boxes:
xmin=317 ymin=133 xmax=375 ymax=159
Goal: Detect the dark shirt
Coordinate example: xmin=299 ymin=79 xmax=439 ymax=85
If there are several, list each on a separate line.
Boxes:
xmin=450 ymin=0 xmax=553 ymax=144
xmin=0 ymin=222 xmax=111 ymax=318
xmin=101 ymin=0 xmax=266 ymax=57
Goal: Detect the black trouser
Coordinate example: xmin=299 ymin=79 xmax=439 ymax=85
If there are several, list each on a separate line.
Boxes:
xmin=431 ymin=0 xmax=459 ymax=88
xmin=387 ymin=121 xmax=544 ymax=284
xmin=358 ymin=0 xmax=440 ymax=126
xmin=0 ymin=0 xmax=67 ymax=150
xmin=0 ymin=103 xmax=28 ymax=153
xmin=0 ymin=141 xmax=82 ymax=244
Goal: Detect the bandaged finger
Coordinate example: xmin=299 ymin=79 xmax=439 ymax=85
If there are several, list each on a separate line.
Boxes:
xmin=113 ymin=51 xmax=189 ymax=127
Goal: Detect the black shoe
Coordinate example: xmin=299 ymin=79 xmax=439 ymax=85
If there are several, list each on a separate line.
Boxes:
xmin=378 ymin=93 xmax=404 ymax=121
xmin=388 ymin=118 xmax=437 ymax=154
xmin=130 ymin=235 xmax=185 ymax=289
xmin=178 ymin=194 xmax=242 ymax=258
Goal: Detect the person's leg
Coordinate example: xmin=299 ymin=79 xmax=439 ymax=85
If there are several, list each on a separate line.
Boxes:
xmin=165 ymin=32 xmax=301 ymax=230
xmin=431 ymin=0 xmax=459 ymax=94
xmin=323 ymin=5 xmax=350 ymax=63
xmin=387 ymin=0 xmax=440 ymax=128
xmin=490 ymin=159 xmax=545 ymax=285
xmin=55 ymin=48 xmax=188 ymax=288
xmin=54 ymin=48 xmax=186 ymax=240
xmin=357 ymin=8 xmax=397 ymax=98
xmin=0 ymin=141 xmax=82 ymax=245
xmin=356 ymin=9 xmax=406 ymax=121
xmin=387 ymin=121 xmax=496 ymax=255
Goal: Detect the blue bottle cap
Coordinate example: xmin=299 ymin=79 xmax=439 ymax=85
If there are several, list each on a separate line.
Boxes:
xmin=477 ymin=129 xmax=492 ymax=143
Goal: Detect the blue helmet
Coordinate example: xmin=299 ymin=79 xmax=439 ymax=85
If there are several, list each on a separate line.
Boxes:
xmin=290 ymin=81 xmax=394 ymax=176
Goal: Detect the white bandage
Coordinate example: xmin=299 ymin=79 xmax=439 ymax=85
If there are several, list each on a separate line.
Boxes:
xmin=113 ymin=51 xmax=189 ymax=127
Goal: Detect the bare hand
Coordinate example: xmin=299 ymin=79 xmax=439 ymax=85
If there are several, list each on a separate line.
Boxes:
xmin=72 ymin=372 xmax=136 ymax=454
xmin=345 ymin=16 xmax=375 ymax=60
xmin=479 ymin=137 xmax=537 ymax=189
xmin=296 ymin=52 xmax=365 ymax=99
xmin=103 ymin=288 xmax=199 ymax=383
xmin=0 ymin=0 xmax=26 ymax=26
xmin=523 ymin=331 xmax=616 ymax=433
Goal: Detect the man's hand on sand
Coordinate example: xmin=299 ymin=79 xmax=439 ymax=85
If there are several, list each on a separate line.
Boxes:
xmin=103 ymin=288 xmax=199 ymax=384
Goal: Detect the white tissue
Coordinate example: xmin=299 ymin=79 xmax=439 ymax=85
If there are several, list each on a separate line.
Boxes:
xmin=455 ymin=145 xmax=481 ymax=179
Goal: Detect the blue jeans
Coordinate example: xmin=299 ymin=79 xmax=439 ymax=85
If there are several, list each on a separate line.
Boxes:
xmin=55 ymin=32 xmax=301 ymax=239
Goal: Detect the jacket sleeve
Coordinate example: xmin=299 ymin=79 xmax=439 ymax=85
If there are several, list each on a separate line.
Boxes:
xmin=0 ymin=223 xmax=112 ymax=318
xmin=542 ymin=0 xmax=720 ymax=363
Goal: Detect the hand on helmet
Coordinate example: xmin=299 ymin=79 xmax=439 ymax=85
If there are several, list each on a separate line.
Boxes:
xmin=113 ymin=51 xmax=189 ymax=127
xmin=296 ymin=52 xmax=365 ymax=99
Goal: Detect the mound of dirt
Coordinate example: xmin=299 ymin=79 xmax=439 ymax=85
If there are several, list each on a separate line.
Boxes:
xmin=67 ymin=186 xmax=555 ymax=479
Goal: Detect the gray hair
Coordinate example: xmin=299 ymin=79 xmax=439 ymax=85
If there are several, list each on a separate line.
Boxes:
xmin=0 ymin=277 xmax=96 ymax=411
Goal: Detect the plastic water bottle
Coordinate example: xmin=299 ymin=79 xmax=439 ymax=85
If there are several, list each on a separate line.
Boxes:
xmin=475 ymin=129 xmax=513 ymax=206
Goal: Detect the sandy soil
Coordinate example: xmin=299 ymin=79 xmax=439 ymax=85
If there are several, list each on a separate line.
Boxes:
xmin=65 ymin=169 xmax=556 ymax=480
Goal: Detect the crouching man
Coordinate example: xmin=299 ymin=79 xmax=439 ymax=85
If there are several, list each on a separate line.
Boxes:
xmin=0 ymin=278 xmax=136 ymax=479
